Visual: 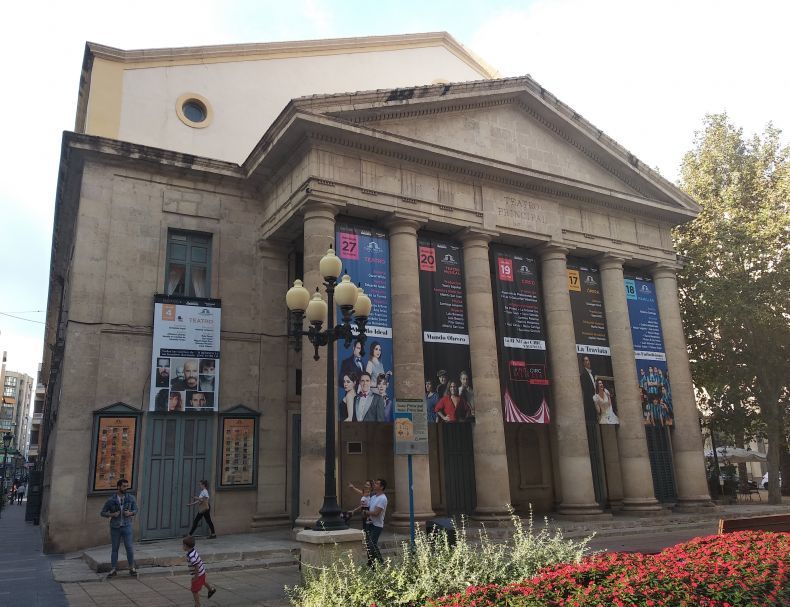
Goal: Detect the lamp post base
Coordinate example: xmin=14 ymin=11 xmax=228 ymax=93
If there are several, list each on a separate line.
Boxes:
xmin=314 ymin=497 xmax=348 ymax=531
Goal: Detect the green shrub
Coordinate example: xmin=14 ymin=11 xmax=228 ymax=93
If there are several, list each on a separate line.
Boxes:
xmin=286 ymin=510 xmax=592 ymax=607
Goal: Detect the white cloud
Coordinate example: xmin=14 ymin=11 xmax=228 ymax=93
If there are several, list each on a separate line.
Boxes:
xmin=470 ymin=0 xmax=790 ymax=180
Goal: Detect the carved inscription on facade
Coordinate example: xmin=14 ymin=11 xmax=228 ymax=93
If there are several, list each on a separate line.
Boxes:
xmin=496 ymin=196 xmax=548 ymax=230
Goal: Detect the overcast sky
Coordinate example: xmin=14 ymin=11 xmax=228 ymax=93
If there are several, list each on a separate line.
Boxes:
xmin=0 ymin=0 xmax=787 ymax=383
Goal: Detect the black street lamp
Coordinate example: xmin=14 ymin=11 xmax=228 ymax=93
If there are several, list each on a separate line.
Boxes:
xmin=286 ymin=246 xmax=372 ymax=531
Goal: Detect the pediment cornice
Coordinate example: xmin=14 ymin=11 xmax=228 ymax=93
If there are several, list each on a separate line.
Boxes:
xmin=246 ymin=111 xmax=696 ymax=225
xmin=282 ymin=76 xmax=699 ymax=214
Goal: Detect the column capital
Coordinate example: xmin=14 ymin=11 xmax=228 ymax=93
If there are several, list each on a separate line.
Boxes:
xmin=536 ymin=242 xmax=570 ymax=262
xmin=384 ymin=213 xmax=425 ymax=235
xmin=256 ymin=237 xmax=290 ymax=259
xmin=456 ymin=227 xmax=499 ymax=247
xmin=651 ymin=263 xmax=680 ymax=281
xmin=596 ymin=254 xmax=626 ymax=272
xmin=301 ymin=200 xmax=339 ymax=222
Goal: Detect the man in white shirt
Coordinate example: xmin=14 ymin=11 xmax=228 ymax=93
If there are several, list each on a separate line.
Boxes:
xmin=364 ymin=478 xmax=388 ymax=566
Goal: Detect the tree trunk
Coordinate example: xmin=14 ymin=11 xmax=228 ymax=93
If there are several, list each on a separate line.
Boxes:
xmin=761 ymin=390 xmax=785 ymax=504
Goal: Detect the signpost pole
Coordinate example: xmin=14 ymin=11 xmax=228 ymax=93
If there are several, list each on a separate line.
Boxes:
xmin=408 ymin=453 xmax=415 ymax=546
xmin=394 ymin=398 xmax=428 ymax=548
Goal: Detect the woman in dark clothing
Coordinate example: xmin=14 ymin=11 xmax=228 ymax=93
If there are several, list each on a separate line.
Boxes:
xmin=187 ymin=480 xmax=216 ymax=538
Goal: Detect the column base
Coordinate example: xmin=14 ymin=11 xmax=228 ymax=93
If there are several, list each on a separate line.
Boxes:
xmin=296 ymin=528 xmax=366 ymax=580
xmin=673 ymin=497 xmax=718 ymax=513
xmin=620 ymin=497 xmax=663 ymax=513
xmin=294 ymin=515 xmax=318 ymax=531
xmin=471 ymin=505 xmax=513 ymax=522
xmin=250 ymin=512 xmax=290 ymax=530
xmin=389 ymin=510 xmax=436 ymax=528
xmin=554 ymin=502 xmax=612 ymax=521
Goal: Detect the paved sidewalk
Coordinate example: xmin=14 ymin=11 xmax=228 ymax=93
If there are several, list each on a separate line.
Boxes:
xmin=0 ymin=497 xmax=69 ymax=606
xmin=5 ymin=493 xmax=788 ymax=607
xmin=63 ymin=567 xmax=295 ymax=607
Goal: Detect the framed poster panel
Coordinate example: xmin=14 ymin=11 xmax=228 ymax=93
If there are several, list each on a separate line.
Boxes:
xmin=217 ymin=406 xmax=259 ymax=490
xmin=89 ymin=403 xmax=142 ymax=495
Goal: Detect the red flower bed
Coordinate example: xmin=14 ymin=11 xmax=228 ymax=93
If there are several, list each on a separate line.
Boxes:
xmin=425 ymin=531 xmax=790 ymax=607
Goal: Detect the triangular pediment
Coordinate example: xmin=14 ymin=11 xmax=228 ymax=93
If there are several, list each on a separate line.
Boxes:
xmin=360 ymin=101 xmax=644 ymax=198
xmin=270 ymin=77 xmax=699 ymax=214
xmin=94 ymin=402 xmax=142 ymax=415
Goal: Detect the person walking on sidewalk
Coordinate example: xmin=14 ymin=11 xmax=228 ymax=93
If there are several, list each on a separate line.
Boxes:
xmin=16 ymin=482 xmax=25 ymax=504
xmin=183 ymin=535 xmax=217 ymax=606
xmin=187 ymin=480 xmax=216 ymax=538
xmin=364 ymin=478 xmax=388 ymax=567
xmin=100 ymin=478 xmax=137 ymax=577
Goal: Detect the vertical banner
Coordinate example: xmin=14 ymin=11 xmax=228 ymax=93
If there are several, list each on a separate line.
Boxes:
xmin=418 ymin=236 xmax=474 ymax=423
xmin=149 ymin=295 xmax=221 ymax=413
xmin=567 ymin=259 xmax=619 ymax=425
xmin=336 ymin=223 xmax=394 ymax=422
xmin=624 ymin=272 xmax=673 ymax=427
xmin=491 ymin=246 xmax=551 ymax=423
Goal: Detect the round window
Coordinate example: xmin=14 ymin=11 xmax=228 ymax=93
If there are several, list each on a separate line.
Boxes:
xmin=182 ymin=100 xmax=207 ymax=123
xmin=175 ymin=93 xmax=213 ymax=129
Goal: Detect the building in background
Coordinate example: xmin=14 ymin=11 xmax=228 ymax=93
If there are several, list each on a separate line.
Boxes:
xmin=39 ymin=32 xmax=713 ymax=553
xmin=27 ymin=363 xmax=45 ymax=465
xmin=1 ymin=361 xmax=34 ymax=480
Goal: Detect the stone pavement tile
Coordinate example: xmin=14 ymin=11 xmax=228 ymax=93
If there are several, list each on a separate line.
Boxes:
xmin=62 ymin=585 xmax=95 ymax=599
xmin=0 ymin=499 xmax=69 ymax=606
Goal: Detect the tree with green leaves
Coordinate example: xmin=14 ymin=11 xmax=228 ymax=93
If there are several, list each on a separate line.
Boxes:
xmin=675 ymin=113 xmax=789 ymax=503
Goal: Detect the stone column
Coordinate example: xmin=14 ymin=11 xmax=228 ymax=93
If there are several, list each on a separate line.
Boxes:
xmin=387 ymin=218 xmax=435 ymax=526
xmin=540 ymin=245 xmax=605 ymax=517
xmin=295 ymin=202 xmax=338 ymax=528
xmin=598 ymin=255 xmax=661 ymax=511
xmin=652 ymin=265 xmax=714 ymax=511
xmin=460 ymin=231 xmax=511 ymax=520
xmin=252 ymin=239 xmax=291 ymax=528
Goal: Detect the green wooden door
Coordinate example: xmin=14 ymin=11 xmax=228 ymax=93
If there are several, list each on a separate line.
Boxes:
xmin=583 ymin=406 xmax=608 ymax=508
xmin=645 ymin=426 xmax=677 ymax=503
xmin=140 ymin=415 xmax=213 ymax=540
xmin=441 ymin=423 xmax=476 ymax=518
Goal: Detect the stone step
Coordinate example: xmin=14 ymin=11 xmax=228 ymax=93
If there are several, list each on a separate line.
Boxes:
xmin=84 ymin=546 xmax=298 ymax=572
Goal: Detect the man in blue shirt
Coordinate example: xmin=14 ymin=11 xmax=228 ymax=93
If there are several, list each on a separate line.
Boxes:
xmin=100 ymin=478 xmax=138 ymax=577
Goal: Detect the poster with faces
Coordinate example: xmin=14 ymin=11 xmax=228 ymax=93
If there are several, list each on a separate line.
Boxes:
xmin=149 ymin=295 xmax=221 ymax=412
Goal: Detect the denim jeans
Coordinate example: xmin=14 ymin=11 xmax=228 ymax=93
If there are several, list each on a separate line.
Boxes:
xmin=365 ymin=524 xmax=383 ymax=566
xmin=110 ymin=525 xmax=135 ymax=570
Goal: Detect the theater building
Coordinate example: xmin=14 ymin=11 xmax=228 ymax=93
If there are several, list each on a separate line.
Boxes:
xmin=39 ymin=32 xmax=712 ymax=552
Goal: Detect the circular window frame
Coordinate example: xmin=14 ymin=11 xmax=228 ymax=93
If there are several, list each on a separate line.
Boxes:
xmin=175 ymin=93 xmax=213 ymax=129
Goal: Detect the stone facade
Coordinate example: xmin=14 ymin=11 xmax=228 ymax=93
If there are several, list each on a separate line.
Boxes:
xmin=39 ymin=34 xmax=713 ymax=553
